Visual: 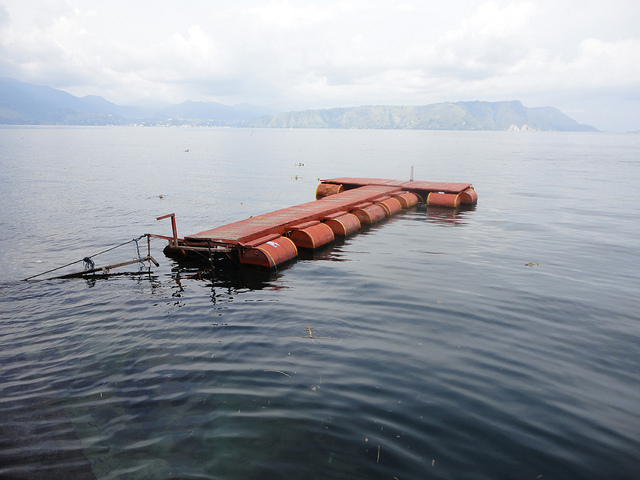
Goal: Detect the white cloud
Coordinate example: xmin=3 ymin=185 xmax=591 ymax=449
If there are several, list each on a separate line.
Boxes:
xmin=246 ymin=1 xmax=340 ymax=29
xmin=569 ymin=38 xmax=640 ymax=87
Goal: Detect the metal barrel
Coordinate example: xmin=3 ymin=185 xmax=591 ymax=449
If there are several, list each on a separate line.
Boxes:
xmin=426 ymin=192 xmax=461 ymax=208
xmin=352 ymin=204 xmax=387 ymax=224
xmin=316 ymin=183 xmax=344 ymax=198
xmin=459 ymin=187 xmax=478 ymax=204
xmin=240 ymin=236 xmax=298 ymax=269
xmin=289 ymin=223 xmax=335 ymax=249
xmin=393 ymin=192 xmax=419 ymax=208
xmin=324 ymin=213 xmax=361 ymax=236
xmin=377 ymin=197 xmax=403 ymax=216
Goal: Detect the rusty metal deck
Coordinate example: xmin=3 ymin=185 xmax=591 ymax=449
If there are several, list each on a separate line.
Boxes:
xmin=184 ymin=184 xmax=402 ymax=247
xmin=322 ymin=177 xmax=472 ymax=194
xmin=157 ymin=176 xmax=478 ymax=268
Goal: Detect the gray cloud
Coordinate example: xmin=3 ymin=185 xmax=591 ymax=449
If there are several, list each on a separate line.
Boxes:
xmin=0 ymin=0 xmax=639 ymax=130
xmin=0 ymin=4 xmax=9 ymax=27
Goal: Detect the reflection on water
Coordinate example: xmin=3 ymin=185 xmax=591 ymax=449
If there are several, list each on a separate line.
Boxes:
xmin=424 ymin=204 xmax=477 ymax=227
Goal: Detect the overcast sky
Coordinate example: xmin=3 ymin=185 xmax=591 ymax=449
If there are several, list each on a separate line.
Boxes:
xmin=1 ymin=0 xmax=638 ymax=131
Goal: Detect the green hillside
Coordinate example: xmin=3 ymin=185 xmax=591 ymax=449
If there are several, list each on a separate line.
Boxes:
xmin=250 ymin=101 xmax=597 ymax=131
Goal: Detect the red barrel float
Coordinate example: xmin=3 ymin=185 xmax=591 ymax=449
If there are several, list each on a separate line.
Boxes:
xmin=377 ymin=197 xmax=403 ymax=216
xmin=289 ymin=223 xmax=335 ymax=249
xmin=459 ymin=187 xmax=478 ymax=204
xmin=241 ymin=236 xmax=298 ymax=269
xmin=316 ymin=183 xmax=344 ymax=198
xmin=426 ymin=192 xmax=461 ymax=208
xmin=352 ymin=204 xmax=387 ymax=224
xmin=324 ymin=213 xmax=361 ymax=236
xmin=393 ymin=192 xmax=419 ymax=208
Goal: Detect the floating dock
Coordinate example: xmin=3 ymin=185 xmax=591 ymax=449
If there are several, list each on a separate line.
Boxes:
xmin=155 ymin=177 xmax=477 ymax=269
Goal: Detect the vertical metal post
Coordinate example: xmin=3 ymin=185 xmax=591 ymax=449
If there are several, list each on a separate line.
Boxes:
xmin=156 ymin=213 xmax=178 ymax=246
xmin=170 ymin=215 xmax=178 ymax=246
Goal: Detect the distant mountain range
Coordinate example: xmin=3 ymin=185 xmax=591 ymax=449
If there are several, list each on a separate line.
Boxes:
xmin=0 ymin=77 xmax=597 ymax=131
xmin=0 ymin=77 xmax=272 ymax=126
xmin=249 ymin=102 xmax=598 ymax=132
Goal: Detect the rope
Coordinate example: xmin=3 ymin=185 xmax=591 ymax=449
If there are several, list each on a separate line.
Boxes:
xmin=134 ymin=238 xmax=142 ymax=262
xmin=23 ymin=234 xmax=148 ymax=281
xmin=133 ymin=238 xmax=148 ymax=272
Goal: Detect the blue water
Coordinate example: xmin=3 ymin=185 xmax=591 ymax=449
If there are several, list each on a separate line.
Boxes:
xmin=1 ymin=126 xmax=639 ymax=479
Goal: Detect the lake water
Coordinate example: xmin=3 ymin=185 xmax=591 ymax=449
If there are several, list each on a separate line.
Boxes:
xmin=0 ymin=126 xmax=639 ymax=480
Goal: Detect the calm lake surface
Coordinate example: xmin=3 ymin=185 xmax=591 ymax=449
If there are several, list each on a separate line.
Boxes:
xmin=1 ymin=126 xmax=639 ymax=480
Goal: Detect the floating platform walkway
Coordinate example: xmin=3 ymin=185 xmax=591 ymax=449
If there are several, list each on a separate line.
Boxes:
xmin=155 ymin=177 xmax=477 ymax=269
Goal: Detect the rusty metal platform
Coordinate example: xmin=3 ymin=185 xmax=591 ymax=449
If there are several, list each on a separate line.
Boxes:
xmin=322 ymin=177 xmax=472 ymax=194
xmin=184 ymin=184 xmax=401 ymax=247
xmin=156 ymin=177 xmax=477 ymax=269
